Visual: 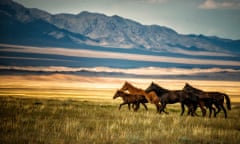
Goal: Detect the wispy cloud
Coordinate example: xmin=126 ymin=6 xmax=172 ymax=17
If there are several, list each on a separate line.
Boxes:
xmin=0 ymin=56 xmax=77 ymax=62
xmin=141 ymin=0 xmax=166 ymax=3
xmin=167 ymin=47 xmax=233 ymax=57
xmin=129 ymin=0 xmax=166 ymax=3
xmin=1 ymin=44 xmax=240 ymax=67
xmin=199 ymin=0 xmax=240 ymax=9
xmin=1 ymin=66 xmax=239 ymax=76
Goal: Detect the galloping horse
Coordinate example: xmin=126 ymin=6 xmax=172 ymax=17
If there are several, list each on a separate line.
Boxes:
xmin=120 ymin=81 xmax=160 ymax=112
xmin=183 ymin=83 xmax=231 ymax=118
xmin=113 ymin=90 xmax=148 ymax=111
xmin=145 ymin=82 xmax=198 ymax=115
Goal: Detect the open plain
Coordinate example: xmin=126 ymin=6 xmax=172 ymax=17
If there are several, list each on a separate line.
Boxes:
xmin=0 ymin=74 xmax=240 ymax=143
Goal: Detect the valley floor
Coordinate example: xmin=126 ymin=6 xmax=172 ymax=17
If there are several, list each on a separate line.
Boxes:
xmin=0 ymin=96 xmax=240 ymax=144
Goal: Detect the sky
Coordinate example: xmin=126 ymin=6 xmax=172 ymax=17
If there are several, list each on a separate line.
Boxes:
xmin=13 ymin=0 xmax=240 ymax=40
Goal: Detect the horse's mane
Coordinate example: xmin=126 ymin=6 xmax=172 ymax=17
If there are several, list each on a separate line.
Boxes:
xmin=185 ymin=83 xmax=203 ymax=93
xmin=154 ymin=83 xmax=169 ymax=92
xmin=147 ymin=82 xmax=169 ymax=94
xmin=116 ymin=90 xmax=131 ymax=97
xmin=125 ymin=81 xmax=142 ymax=91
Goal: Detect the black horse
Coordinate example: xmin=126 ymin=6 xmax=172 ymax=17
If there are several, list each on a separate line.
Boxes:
xmin=145 ymin=82 xmax=198 ymax=116
xmin=183 ymin=83 xmax=231 ymax=118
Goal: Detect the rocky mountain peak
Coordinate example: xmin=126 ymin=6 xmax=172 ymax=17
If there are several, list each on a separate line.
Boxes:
xmin=0 ymin=0 xmax=239 ymax=54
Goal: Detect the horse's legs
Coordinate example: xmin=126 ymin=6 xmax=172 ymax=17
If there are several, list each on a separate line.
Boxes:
xmin=186 ymin=104 xmax=194 ymax=116
xmin=159 ymin=103 xmax=164 ymax=113
xmin=214 ymin=103 xmax=221 ymax=117
xmin=212 ymin=107 xmax=216 ymax=117
xmin=220 ymin=104 xmax=227 ymax=118
xmin=188 ymin=104 xmax=197 ymax=116
xmin=134 ymin=102 xmax=140 ymax=111
xmin=141 ymin=103 xmax=148 ymax=111
xmin=119 ymin=102 xmax=128 ymax=110
xmin=153 ymin=99 xmax=160 ymax=113
xmin=119 ymin=103 xmax=123 ymax=110
xmin=132 ymin=103 xmax=135 ymax=111
xmin=180 ymin=103 xmax=185 ymax=116
xmin=199 ymin=101 xmax=206 ymax=116
xmin=160 ymin=103 xmax=168 ymax=114
xmin=186 ymin=104 xmax=191 ymax=115
xmin=193 ymin=104 xmax=199 ymax=116
xmin=188 ymin=104 xmax=196 ymax=116
xmin=128 ymin=103 xmax=131 ymax=110
xmin=131 ymin=103 xmax=135 ymax=110
xmin=154 ymin=102 xmax=161 ymax=113
xmin=208 ymin=107 xmax=212 ymax=118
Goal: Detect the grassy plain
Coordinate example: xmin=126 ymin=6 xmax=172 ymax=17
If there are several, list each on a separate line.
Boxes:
xmin=0 ymin=96 xmax=240 ymax=144
xmin=0 ymin=74 xmax=240 ymax=143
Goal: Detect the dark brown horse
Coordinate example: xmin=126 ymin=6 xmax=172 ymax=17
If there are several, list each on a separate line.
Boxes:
xmin=186 ymin=97 xmax=217 ymax=118
xmin=145 ymin=82 xmax=198 ymax=115
xmin=183 ymin=83 xmax=231 ymax=118
xmin=113 ymin=90 xmax=148 ymax=111
xmin=120 ymin=81 xmax=160 ymax=112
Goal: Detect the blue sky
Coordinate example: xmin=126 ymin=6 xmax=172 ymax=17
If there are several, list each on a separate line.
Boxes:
xmin=14 ymin=0 xmax=240 ymax=40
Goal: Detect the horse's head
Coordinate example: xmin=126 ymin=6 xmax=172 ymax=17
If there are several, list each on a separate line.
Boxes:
xmin=120 ymin=81 xmax=129 ymax=91
xmin=183 ymin=83 xmax=197 ymax=95
xmin=113 ymin=90 xmax=121 ymax=99
xmin=113 ymin=89 xmax=127 ymax=99
xmin=146 ymin=82 xmax=169 ymax=95
xmin=183 ymin=83 xmax=192 ymax=91
xmin=145 ymin=82 xmax=157 ymax=93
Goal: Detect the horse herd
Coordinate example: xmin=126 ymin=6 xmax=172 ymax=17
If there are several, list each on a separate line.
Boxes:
xmin=113 ymin=81 xmax=231 ymax=118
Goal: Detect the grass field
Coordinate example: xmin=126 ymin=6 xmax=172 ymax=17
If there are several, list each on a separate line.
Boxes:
xmin=0 ymin=96 xmax=240 ymax=144
xmin=0 ymin=74 xmax=240 ymax=143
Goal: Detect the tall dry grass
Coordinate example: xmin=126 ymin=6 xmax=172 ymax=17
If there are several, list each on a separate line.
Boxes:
xmin=1 ymin=96 xmax=240 ymax=144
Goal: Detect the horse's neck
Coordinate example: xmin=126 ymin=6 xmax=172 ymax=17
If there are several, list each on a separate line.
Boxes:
xmin=192 ymin=87 xmax=204 ymax=93
xmin=122 ymin=93 xmax=133 ymax=100
xmin=119 ymin=92 xmax=128 ymax=99
xmin=157 ymin=86 xmax=169 ymax=94
xmin=128 ymin=84 xmax=141 ymax=92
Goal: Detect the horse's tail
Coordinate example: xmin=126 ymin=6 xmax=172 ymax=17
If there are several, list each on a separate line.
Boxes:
xmin=223 ymin=93 xmax=231 ymax=110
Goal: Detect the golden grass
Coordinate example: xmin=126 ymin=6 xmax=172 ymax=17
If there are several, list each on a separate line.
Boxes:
xmin=0 ymin=96 xmax=240 ymax=144
xmin=0 ymin=74 xmax=239 ymax=143
xmin=0 ymin=74 xmax=239 ymax=102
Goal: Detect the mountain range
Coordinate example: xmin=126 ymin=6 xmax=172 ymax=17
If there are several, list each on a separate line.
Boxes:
xmin=0 ymin=0 xmax=240 ymax=81
xmin=1 ymin=0 xmax=240 ymax=55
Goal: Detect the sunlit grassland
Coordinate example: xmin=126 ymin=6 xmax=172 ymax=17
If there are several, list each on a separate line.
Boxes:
xmin=0 ymin=74 xmax=240 ymax=143
xmin=0 ymin=96 xmax=240 ymax=144
xmin=0 ymin=74 xmax=240 ymax=102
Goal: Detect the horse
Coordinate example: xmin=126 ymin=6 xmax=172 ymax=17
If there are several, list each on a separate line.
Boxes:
xmin=113 ymin=90 xmax=148 ymax=111
xmin=183 ymin=83 xmax=231 ymax=118
xmin=185 ymin=96 xmax=217 ymax=118
xmin=145 ymin=82 xmax=198 ymax=116
xmin=120 ymin=81 xmax=160 ymax=112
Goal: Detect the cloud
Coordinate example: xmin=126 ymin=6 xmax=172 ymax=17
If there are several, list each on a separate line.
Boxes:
xmin=1 ymin=44 xmax=240 ymax=67
xmin=128 ymin=0 xmax=166 ymax=4
xmin=199 ymin=0 xmax=240 ymax=9
xmin=142 ymin=0 xmax=166 ymax=3
xmin=1 ymin=66 xmax=240 ymax=76
xmin=0 ymin=56 xmax=77 ymax=62
xmin=167 ymin=47 xmax=233 ymax=57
